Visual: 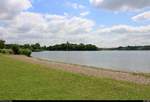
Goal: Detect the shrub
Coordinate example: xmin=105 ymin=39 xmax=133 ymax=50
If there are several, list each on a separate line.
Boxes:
xmin=0 ymin=48 xmax=31 ymax=57
xmin=0 ymin=49 xmax=13 ymax=54
xmin=11 ymin=44 xmax=20 ymax=55
xmin=8 ymin=49 xmax=13 ymax=54
xmin=19 ymin=49 xmax=32 ymax=57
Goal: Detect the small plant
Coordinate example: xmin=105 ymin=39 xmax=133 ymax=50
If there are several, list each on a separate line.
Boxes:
xmin=19 ymin=49 xmax=32 ymax=57
xmin=0 ymin=49 xmax=13 ymax=54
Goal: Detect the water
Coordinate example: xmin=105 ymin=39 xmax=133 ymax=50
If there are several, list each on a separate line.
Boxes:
xmin=31 ymin=51 xmax=150 ymax=73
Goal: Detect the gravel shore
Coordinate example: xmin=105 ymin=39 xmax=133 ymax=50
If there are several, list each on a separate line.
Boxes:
xmin=8 ymin=55 xmax=150 ymax=85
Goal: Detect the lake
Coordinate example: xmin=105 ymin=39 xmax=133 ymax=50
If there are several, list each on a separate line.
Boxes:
xmin=31 ymin=51 xmax=150 ymax=73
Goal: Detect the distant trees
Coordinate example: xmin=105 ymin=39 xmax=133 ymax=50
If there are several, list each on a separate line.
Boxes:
xmin=23 ymin=44 xmax=32 ymax=49
xmin=1 ymin=40 xmax=99 ymax=51
xmin=101 ymin=45 xmax=150 ymax=50
xmin=117 ymin=46 xmax=150 ymax=50
xmin=31 ymin=43 xmax=41 ymax=51
xmin=47 ymin=42 xmax=98 ymax=51
xmin=2 ymin=39 xmax=150 ymax=54
xmin=0 ymin=40 xmax=5 ymax=49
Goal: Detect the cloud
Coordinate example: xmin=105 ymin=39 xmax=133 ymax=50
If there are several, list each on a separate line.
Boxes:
xmin=45 ymin=14 xmax=95 ymax=35
xmin=0 ymin=0 xmax=32 ymax=20
xmin=65 ymin=2 xmax=90 ymax=17
xmin=1 ymin=11 xmax=95 ymax=45
xmin=95 ymin=25 xmax=150 ymax=34
xmin=2 ymin=12 xmax=150 ymax=47
xmin=132 ymin=11 xmax=150 ymax=21
xmin=80 ymin=11 xmax=90 ymax=17
xmin=90 ymin=0 xmax=150 ymax=11
xmin=0 ymin=0 xmax=150 ymax=47
xmin=66 ymin=2 xmax=85 ymax=10
xmin=90 ymin=25 xmax=150 ymax=47
xmin=1 ymin=9 xmax=150 ymax=47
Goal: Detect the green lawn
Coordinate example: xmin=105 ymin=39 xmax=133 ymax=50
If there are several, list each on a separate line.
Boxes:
xmin=0 ymin=54 xmax=150 ymax=100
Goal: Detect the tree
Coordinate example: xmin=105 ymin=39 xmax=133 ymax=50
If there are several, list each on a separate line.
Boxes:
xmin=35 ymin=43 xmax=40 ymax=49
xmin=23 ymin=44 xmax=31 ymax=49
xmin=12 ymin=44 xmax=20 ymax=54
xmin=0 ymin=40 xmax=5 ymax=49
xmin=31 ymin=43 xmax=41 ymax=51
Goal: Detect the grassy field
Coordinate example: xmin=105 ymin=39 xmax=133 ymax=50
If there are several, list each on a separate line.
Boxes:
xmin=0 ymin=54 xmax=150 ymax=100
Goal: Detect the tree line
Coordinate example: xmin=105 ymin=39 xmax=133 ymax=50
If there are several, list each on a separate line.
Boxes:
xmin=101 ymin=45 xmax=150 ymax=50
xmin=1 ymin=39 xmax=150 ymax=57
xmin=47 ymin=42 xmax=98 ymax=51
xmin=0 ymin=40 xmax=99 ymax=56
xmin=0 ymin=40 xmax=99 ymax=51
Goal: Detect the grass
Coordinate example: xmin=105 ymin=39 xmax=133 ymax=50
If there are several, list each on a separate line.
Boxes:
xmin=0 ymin=54 xmax=150 ymax=100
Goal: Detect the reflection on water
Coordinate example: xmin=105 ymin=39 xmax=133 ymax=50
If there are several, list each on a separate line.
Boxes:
xmin=31 ymin=51 xmax=150 ymax=73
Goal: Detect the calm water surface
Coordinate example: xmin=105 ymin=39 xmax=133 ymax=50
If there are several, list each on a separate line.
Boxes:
xmin=31 ymin=51 xmax=150 ymax=73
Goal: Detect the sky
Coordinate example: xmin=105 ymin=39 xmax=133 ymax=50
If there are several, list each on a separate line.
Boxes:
xmin=0 ymin=0 xmax=150 ymax=47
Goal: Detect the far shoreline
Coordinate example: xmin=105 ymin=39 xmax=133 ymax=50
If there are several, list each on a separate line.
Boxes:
xmin=33 ymin=50 xmax=150 ymax=52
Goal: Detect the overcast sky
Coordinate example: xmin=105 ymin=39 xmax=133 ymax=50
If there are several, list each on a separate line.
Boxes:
xmin=0 ymin=0 xmax=150 ymax=47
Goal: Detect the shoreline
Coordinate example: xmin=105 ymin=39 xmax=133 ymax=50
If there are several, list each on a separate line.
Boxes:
xmin=31 ymin=55 xmax=150 ymax=75
xmin=6 ymin=55 xmax=150 ymax=85
xmin=33 ymin=57 xmax=150 ymax=79
xmin=32 ymin=56 xmax=138 ymax=74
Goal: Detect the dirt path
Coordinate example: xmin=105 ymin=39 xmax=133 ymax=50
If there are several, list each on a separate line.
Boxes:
xmin=8 ymin=55 xmax=150 ymax=85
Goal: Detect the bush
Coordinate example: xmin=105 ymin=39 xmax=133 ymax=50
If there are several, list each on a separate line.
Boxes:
xmin=0 ymin=49 xmax=13 ymax=54
xmin=11 ymin=44 xmax=20 ymax=55
xmin=0 ymin=48 xmax=32 ymax=57
xmin=19 ymin=49 xmax=32 ymax=57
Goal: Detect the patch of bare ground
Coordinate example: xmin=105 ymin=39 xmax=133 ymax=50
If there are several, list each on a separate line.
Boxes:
xmin=8 ymin=55 xmax=150 ymax=85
